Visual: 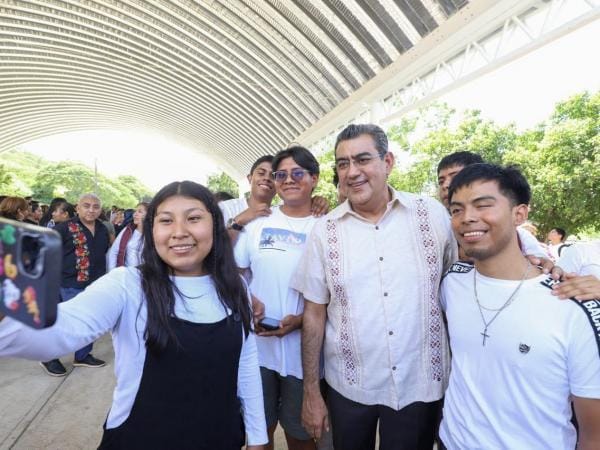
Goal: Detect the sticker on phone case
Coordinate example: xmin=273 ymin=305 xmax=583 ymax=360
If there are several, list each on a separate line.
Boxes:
xmin=2 ymin=279 xmax=21 ymax=311
xmin=0 ymin=225 xmax=16 ymax=245
xmin=3 ymin=254 xmax=18 ymax=279
xmin=23 ymin=287 xmax=41 ymax=324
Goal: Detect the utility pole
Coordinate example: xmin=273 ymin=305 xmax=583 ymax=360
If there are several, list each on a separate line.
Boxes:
xmin=94 ymin=157 xmax=99 ymax=195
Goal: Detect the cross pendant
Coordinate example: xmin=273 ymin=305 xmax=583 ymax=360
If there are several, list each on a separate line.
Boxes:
xmin=481 ymin=328 xmax=490 ymax=346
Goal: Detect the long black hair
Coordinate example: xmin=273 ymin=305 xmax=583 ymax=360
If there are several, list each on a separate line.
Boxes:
xmin=139 ymin=181 xmax=252 ymax=354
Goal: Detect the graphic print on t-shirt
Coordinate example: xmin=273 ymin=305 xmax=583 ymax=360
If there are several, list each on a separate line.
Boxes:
xmin=259 ymin=227 xmax=307 ymax=252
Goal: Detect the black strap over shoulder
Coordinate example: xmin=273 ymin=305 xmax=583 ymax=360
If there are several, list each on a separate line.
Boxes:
xmin=540 ymin=277 xmax=600 ymax=358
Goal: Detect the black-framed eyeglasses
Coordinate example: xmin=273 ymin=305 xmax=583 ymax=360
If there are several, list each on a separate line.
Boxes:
xmin=271 ymin=168 xmax=310 ymax=183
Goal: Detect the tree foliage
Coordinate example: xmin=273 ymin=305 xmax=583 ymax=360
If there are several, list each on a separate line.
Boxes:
xmin=504 ymin=92 xmax=599 ymax=235
xmin=0 ymin=164 xmax=12 ymax=191
xmin=312 ymin=148 xmax=338 ymax=207
xmin=0 ymin=150 xmax=154 ymax=207
xmin=385 ymin=92 xmax=599 ymax=236
xmin=206 ymin=172 xmax=239 ymax=198
xmin=312 ymin=91 xmax=598 ymax=236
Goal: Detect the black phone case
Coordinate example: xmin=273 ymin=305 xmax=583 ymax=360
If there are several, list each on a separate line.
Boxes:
xmin=0 ymin=217 xmax=62 ymax=328
xmin=259 ymin=317 xmax=280 ymax=331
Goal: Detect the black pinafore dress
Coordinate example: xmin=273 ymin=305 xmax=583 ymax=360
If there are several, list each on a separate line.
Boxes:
xmin=99 ymin=315 xmax=245 ymax=450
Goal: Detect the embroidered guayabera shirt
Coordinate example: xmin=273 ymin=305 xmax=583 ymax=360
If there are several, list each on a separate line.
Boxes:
xmin=55 ymin=217 xmax=110 ymax=289
xmin=291 ymin=189 xmax=457 ymax=410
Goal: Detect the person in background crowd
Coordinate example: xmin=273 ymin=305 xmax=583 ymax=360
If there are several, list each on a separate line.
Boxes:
xmin=0 ymin=196 xmax=29 ymax=221
xmin=547 ymin=227 xmax=568 ymax=261
xmin=24 ymin=200 xmax=43 ymax=225
xmin=215 ymin=191 xmax=235 ymax=202
xmin=100 ymin=209 xmax=116 ymax=245
xmin=439 ymin=163 xmax=600 ymax=449
xmin=113 ymin=209 xmax=126 ymax=236
xmin=107 ymin=202 xmax=149 ymax=270
xmin=519 ymin=220 xmax=539 ymax=239
xmin=39 ymin=193 xmax=110 ymax=377
xmin=51 ymin=201 xmax=76 ymax=225
xmin=40 ymin=197 xmax=68 ymax=228
xmin=109 ymin=205 xmax=118 ymax=223
xmin=0 ymin=181 xmax=268 ymax=449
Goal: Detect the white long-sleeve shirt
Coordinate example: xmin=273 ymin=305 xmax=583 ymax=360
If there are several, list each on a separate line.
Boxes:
xmin=0 ymin=267 xmax=268 ymax=445
xmin=106 ymin=228 xmax=143 ymax=270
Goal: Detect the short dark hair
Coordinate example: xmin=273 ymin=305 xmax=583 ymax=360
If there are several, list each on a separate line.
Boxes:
xmin=448 ymin=163 xmax=531 ymax=206
xmin=551 ymin=227 xmax=567 ymax=241
xmin=272 ymin=146 xmax=319 ymax=175
xmin=437 ymin=151 xmax=484 ymax=175
xmin=332 ymin=168 xmax=339 ymax=187
xmin=334 ymin=124 xmax=388 ymax=158
xmin=214 ymin=191 xmax=235 ymax=202
xmin=250 ymin=155 xmax=274 ymax=175
xmin=55 ymin=201 xmax=75 ymax=218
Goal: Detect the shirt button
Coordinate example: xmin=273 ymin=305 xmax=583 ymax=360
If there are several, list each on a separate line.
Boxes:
xmin=384 ymin=292 xmax=388 ymax=297
xmin=379 ymin=257 xmax=383 ymax=261
xmin=375 ymin=226 xmax=379 ymax=230
xmin=388 ymin=331 xmax=393 ymax=335
xmin=392 ymin=366 xmax=397 ymax=371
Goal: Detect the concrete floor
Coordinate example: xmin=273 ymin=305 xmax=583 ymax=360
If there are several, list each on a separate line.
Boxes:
xmin=0 ymin=334 xmax=292 ymax=450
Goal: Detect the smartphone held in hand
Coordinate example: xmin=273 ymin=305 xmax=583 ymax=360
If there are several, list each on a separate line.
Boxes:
xmin=258 ymin=317 xmax=280 ymax=331
xmin=0 ymin=217 xmax=61 ymax=328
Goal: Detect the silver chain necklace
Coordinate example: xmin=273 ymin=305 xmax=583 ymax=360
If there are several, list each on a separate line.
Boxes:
xmin=473 ymin=261 xmax=530 ymax=346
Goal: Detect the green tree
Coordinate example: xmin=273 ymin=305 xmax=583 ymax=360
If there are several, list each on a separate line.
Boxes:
xmin=116 ymin=175 xmax=154 ymax=202
xmin=504 ymin=92 xmax=599 ymax=235
xmin=312 ymin=148 xmax=338 ymax=207
xmin=29 ymin=161 xmax=131 ymax=206
xmin=0 ymin=164 xmax=12 ymax=191
xmin=389 ymin=107 xmax=517 ymax=195
xmin=206 ymin=172 xmax=239 ymax=198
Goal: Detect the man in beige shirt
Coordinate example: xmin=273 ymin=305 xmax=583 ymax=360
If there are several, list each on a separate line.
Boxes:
xmin=291 ymin=124 xmax=456 ymax=450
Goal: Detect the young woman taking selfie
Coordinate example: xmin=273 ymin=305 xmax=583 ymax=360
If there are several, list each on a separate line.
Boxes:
xmin=0 ymin=181 xmax=267 ymax=449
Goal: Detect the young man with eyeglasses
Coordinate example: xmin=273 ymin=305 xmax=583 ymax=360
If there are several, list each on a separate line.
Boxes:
xmin=40 ymin=193 xmax=110 ymax=376
xmin=221 ymin=155 xmax=329 ymax=243
xmin=234 ymin=146 xmax=321 ymax=450
xmin=292 ymin=124 xmax=456 ymax=450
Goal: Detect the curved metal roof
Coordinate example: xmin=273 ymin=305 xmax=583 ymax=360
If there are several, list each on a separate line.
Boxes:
xmin=0 ymin=0 xmax=468 ymax=177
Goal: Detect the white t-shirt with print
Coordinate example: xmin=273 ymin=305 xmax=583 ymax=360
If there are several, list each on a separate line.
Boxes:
xmin=234 ymin=207 xmax=316 ymax=379
xmin=440 ymin=264 xmax=600 ymax=450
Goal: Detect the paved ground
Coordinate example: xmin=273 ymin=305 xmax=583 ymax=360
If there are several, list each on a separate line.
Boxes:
xmin=0 ymin=334 xmax=293 ymax=450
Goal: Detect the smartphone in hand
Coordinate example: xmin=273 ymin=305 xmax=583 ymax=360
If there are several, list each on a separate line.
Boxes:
xmin=0 ymin=217 xmax=61 ymax=328
xmin=258 ymin=317 xmax=280 ymax=331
